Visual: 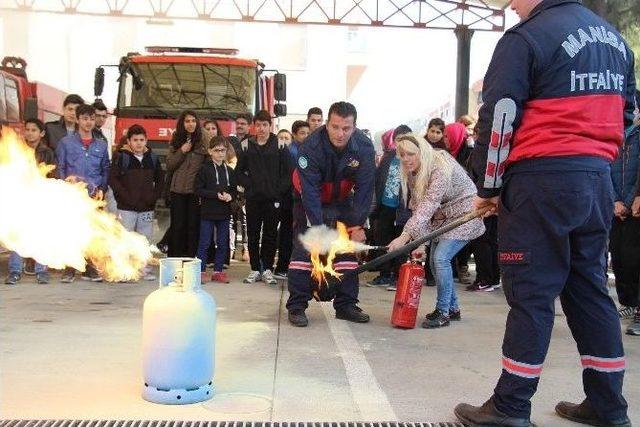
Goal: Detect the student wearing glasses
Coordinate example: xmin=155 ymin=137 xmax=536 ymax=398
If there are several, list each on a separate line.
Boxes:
xmin=195 ymin=136 xmax=237 ymax=284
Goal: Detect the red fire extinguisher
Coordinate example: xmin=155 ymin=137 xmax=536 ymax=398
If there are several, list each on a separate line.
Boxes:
xmin=391 ymin=259 xmax=425 ymax=329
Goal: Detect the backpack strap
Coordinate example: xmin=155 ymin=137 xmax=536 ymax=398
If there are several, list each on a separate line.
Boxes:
xmin=120 ymin=153 xmax=130 ymax=175
xmin=120 ymin=151 xmax=159 ymax=175
xmin=150 ymin=151 xmax=159 ymax=169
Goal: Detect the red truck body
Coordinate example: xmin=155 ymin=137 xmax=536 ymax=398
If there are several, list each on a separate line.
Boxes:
xmin=1 ymin=57 xmax=66 ymax=134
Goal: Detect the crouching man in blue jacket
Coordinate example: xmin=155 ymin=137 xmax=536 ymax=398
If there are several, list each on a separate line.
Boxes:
xmin=286 ymin=102 xmax=375 ymax=327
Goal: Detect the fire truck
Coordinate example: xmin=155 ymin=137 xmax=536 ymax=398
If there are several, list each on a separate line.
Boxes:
xmin=0 ymin=57 xmax=67 ymax=133
xmin=94 ymin=46 xmax=287 ymax=155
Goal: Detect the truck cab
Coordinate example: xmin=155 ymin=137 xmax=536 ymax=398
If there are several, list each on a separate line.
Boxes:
xmin=97 ymin=46 xmax=286 ymax=156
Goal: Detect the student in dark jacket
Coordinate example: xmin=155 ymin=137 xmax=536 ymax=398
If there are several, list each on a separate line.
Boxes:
xmin=25 ymin=118 xmax=56 ymax=175
xmin=610 ymin=116 xmax=640 ymax=336
xmin=45 ymin=94 xmax=84 ymax=151
xmin=235 ymin=110 xmax=291 ymax=285
xmin=4 ymin=118 xmax=55 ymax=286
xmin=273 ymin=128 xmax=295 ymax=279
xmin=109 ymin=124 xmax=164 ymax=281
xmin=195 ymin=136 xmax=237 ymax=284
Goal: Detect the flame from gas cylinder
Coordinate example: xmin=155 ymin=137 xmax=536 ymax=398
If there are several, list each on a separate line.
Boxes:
xmin=0 ymin=128 xmax=154 ymax=281
xmin=299 ymin=222 xmax=371 ymax=285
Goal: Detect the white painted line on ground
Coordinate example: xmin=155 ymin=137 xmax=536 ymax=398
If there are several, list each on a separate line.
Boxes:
xmin=321 ymin=302 xmax=398 ymax=421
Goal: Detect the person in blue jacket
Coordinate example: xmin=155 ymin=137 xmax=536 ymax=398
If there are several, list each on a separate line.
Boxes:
xmin=286 ymin=102 xmax=375 ymax=327
xmin=56 ymin=103 xmax=110 ymax=283
xmin=455 ymin=0 xmax=636 ymax=426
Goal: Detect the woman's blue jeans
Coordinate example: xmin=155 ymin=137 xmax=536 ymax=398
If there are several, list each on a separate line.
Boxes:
xmin=429 ymin=238 xmax=468 ymax=314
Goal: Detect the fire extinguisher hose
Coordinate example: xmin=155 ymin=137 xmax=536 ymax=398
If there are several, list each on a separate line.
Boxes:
xmin=349 ymin=206 xmax=493 ymax=276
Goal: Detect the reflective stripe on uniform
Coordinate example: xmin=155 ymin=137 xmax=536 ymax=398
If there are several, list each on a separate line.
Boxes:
xmin=502 ymin=356 xmax=543 ymax=379
xmin=289 ymin=261 xmax=312 ymax=271
xmin=581 ymin=355 xmax=626 ymax=373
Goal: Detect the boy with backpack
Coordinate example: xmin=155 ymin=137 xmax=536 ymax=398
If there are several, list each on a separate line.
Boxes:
xmin=235 ymin=110 xmax=291 ymax=285
xmin=109 ymin=124 xmax=164 ymax=281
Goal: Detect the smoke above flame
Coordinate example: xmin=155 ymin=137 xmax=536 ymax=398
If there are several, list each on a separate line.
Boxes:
xmin=0 ymin=128 xmax=153 ymax=281
xmin=299 ymin=222 xmax=370 ymax=285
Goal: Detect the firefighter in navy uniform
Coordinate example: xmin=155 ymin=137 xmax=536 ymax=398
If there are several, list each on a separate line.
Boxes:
xmin=286 ymin=102 xmax=375 ymax=327
xmin=454 ymin=1 xmax=636 ymax=426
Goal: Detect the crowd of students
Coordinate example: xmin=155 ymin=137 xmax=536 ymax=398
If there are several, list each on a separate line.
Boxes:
xmin=2 ymin=92 xmax=639 ymax=335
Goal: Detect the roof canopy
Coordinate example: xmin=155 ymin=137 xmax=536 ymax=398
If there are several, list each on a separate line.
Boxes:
xmin=4 ymin=0 xmax=509 ymax=31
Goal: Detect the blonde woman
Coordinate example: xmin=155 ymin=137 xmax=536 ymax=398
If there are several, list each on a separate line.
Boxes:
xmin=388 ymin=133 xmax=484 ymax=328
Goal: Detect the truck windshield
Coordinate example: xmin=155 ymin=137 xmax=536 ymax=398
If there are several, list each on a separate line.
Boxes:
xmin=118 ymin=62 xmax=256 ymax=115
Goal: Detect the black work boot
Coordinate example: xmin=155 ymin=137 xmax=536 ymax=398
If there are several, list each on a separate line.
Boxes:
xmin=555 ymin=400 xmax=632 ymax=426
xmin=288 ymin=309 xmax=309 ymax=327
xmin=335 ymin=305 xmax=370 ymax=323
xmin=454 ymin=399 xmax=535 ymax=426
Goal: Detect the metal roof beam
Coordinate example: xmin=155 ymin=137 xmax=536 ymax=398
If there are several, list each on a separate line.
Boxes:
xmin=0 ymin=0 xmax=505 ymax=31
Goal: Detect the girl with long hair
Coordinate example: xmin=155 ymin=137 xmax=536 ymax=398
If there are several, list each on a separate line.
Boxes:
xmin=165 ymin=110 xmax=211 ymax=257
xmin=387 ymin=133 xmax=484 ymax=328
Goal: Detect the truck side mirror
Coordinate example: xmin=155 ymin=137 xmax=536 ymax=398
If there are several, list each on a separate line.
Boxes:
xmin=274 ymin=103 xmax=287 ymax=117
xmin=24 ymin=97 xmax=38 ymax=120
xmin=94 ymin=67 xmax=105 ymax=97
xmin=274 ymin=73 xmax=286 ymax=102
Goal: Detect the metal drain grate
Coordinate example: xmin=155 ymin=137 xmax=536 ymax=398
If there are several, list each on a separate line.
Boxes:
xmin=0 ymin=421 xmax=465 ymax=427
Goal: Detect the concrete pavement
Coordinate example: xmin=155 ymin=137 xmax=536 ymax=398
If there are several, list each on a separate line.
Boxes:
xmin=0 ymin=260 xmax=638 ymax=425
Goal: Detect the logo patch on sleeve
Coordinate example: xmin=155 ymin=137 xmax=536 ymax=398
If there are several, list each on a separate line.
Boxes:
xmin=498 ymin=250 xmax=530 ymax=265
xmin=298 ymin=156 xmax=308 ymax=169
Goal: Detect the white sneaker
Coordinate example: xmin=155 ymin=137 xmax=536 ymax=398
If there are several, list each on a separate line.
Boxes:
xmin=619 ymin=306 xmax=635 ymax=319
xmin=262 ymin=269 xmax=277 ymax=285
xmin=243 ymin=270 xmax=261 ymax=284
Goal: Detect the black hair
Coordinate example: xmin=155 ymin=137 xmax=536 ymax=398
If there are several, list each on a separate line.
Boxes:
xmin=75 ymin=104 xmax=96 ymax=119
xmin=24 ymin=118 xmax=45 ymax=132
xmin=253 ymin=110 xmax=272 ymax=125
xmin=328 ymin=102 xmax=357 ymax=124
xmin=292 ymin=120 xmax=310 ymax=135
xmin=203 ymin=119 xmax=223 ymax=136
xmin=427 ymin=118 xmax=445 ymax=132
xmin=92 ymin=100 xmax=107 ymax=111
xmin=236 ymin=113 xmax=253 ymax=123
xmin=63 ymin=94 xmax=85 ymax=107
xmin=126 ymin=124 xmax=147 ymax=139
xmin=307 ymin=107 xmax=323 ymax=118
xmin=171 ymin=110 xmax=202 ymax=150
xmin=393 ymin=124 xmax=412 ymax=139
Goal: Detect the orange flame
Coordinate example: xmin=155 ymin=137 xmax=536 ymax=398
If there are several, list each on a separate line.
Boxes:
xmin=0 ymin=128 xmax=153 ymax=281
xmin=309 ymin=222 xmax=356 ymax=285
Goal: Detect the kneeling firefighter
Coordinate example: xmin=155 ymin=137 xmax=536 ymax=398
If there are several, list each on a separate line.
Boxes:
xmin=286 ymin=101 xmax=375 ymax=327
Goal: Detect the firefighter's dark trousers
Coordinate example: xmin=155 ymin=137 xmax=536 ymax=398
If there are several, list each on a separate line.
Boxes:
xmin=286 ymin=200 xmax=359 ymax=311
xmin=492 ymin=157 xmax=628 ymax=422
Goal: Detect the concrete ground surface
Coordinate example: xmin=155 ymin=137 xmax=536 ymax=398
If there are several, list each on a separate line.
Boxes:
xmin=0 ymin=257 xmax=638 ymax=426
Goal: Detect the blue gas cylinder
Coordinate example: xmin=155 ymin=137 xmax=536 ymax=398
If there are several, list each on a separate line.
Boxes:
xmin=142 ymin=257 xmax=216 ymax=404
